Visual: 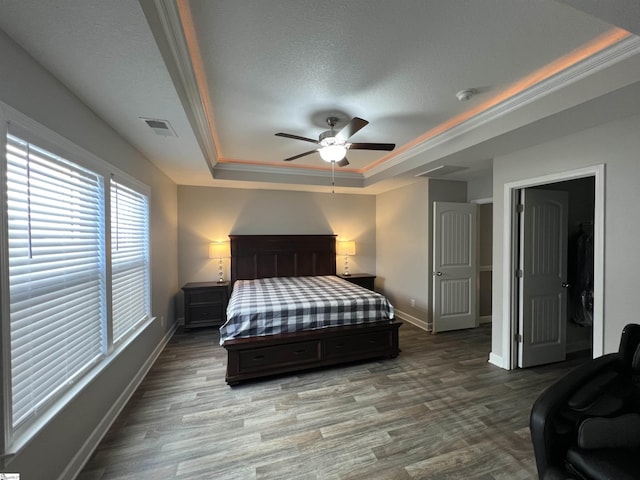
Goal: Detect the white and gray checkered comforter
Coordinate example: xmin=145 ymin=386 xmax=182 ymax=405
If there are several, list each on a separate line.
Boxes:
xmin=220 ymin=275 xmax=395 ymax=344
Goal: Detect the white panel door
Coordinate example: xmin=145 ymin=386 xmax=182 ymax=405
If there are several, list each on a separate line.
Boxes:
xmin=432 ymin=202 xmax=478 ymax=333
xmin=518 ymin=189 xmax=569 ymax=368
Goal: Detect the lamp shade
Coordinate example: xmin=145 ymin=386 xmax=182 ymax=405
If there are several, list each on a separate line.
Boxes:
xmin=209 ymin=242 xmax=230 ymax=259
xmin=336 ymin=240 xmax=356 ymax=256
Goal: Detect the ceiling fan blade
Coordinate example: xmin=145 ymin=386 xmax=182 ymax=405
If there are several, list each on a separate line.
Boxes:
xmin=336 ymin=117 xmax=368 ymax=140
xmin=348 ymin=142 xmax=395 ymax=151
xmin=275 ymin=132 xmax=319 ymax=144
xmin=283 ymin=149 xmax=318 ymax=161
xmin=337 ymin=158 xmax=349 ymax=167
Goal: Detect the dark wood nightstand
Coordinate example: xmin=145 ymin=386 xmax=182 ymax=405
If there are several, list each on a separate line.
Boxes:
xmin=182 ymin=281 xmax=230 ymax=330
xmin=337 ymin=274 xmax=376 ymax=291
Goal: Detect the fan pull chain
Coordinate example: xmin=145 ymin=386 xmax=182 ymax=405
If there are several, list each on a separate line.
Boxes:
xmin=331 ymin=160 xmax=335 ymax=193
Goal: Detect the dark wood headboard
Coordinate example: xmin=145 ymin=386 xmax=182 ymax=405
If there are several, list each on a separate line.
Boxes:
xmin=230 ymin=234 xmax=336 ymax=283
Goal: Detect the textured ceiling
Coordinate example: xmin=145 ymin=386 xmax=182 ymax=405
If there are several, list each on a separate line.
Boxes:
xmin=0 ymin=1 xmax=639 ymax=193
xmin=191 ymin=0 xmax=611 ymax=167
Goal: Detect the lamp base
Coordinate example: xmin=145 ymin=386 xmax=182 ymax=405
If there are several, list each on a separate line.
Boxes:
xmin=342 ymin=256 xmax=351 ymax=276
xmin=217 ymin=259 xmax=225 ymax=283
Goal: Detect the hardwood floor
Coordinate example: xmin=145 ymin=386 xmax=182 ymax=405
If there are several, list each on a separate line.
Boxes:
xmin=77 ymin=323 xmax=586 ymax=480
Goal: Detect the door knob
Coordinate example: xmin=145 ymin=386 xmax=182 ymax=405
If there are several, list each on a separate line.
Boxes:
xmin=561 ymin=282 xmax=571 ymax=288
xmin=434 ymin=271 xmax=443 ymax=276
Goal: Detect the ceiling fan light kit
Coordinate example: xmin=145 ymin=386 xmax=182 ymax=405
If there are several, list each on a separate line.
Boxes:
xmin=318 ymin=144 xmax=347 ymax=162
xmin=275 ymin=116 xmax=396 ymax=168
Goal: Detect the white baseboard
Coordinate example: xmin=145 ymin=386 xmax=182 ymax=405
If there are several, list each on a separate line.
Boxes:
xmin=480 ymin=315 xmax=492 ymax=324
xmin=488 ymin=352 xmax=504 ymax=368
xmin=394 ymin=309 xmax=431 ymax=332
xmin=60 ymin=322 xmax=177 ymax=480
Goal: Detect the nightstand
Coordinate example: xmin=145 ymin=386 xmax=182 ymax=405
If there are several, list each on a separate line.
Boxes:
xmin=182 ymin=281 xmax=230 ymax=330
xmin=337 ymin=274 xmax=376 ymax=291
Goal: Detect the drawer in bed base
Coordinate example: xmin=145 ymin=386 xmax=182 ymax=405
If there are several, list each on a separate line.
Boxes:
xmin=324 ymin=330 xmax=394 ymax=360
xmin=237 ymin=340 xmax=321 ymax=372
xmin=223 ymin=321 xmax=402 ymax=385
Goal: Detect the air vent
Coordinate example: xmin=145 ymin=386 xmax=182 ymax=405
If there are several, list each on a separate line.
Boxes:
xmin=139 ymin=117 xmax=177 ymax=137
xmin=414 ymin=165 xmax=467 ymax=178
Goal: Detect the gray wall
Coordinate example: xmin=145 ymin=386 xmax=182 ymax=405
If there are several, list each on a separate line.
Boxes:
xmin=0 ymin=29 xmax=178 ymax=478
xmin=177 ymin=186 xmax=376 ymax=318
xmin=376 ymin=179 xmax=430 ymax=324
xmin=376 ymin=178 xmax=466 ymax=329
xmin=492 ymin=112 xmax=640 ymax=361
xmin=467 ymin=172 xmax=493 ymax=201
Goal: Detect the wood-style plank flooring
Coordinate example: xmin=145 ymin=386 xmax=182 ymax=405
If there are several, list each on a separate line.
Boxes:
xmin=77 ymin=323 xmax=586 ymax=480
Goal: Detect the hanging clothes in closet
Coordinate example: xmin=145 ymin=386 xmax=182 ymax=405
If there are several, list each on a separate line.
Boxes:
xmin=569 ymin=222 xmax=594 ymax=327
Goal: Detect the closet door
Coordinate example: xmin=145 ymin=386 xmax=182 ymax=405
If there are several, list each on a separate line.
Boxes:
xmin=518 ymin=189 xmax=568 ymax=367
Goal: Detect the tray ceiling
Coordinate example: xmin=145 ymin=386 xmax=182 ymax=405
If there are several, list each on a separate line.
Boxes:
xmin=0 ymin=1 xmax=639 ymax=193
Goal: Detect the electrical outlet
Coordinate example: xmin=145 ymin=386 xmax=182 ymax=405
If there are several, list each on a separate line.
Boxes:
xmin=410 ymin=298 xmax=416 ymax=307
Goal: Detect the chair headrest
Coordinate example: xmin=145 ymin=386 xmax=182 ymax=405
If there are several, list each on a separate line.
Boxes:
xmin=619 ymin=324 xmax=640 ymax=369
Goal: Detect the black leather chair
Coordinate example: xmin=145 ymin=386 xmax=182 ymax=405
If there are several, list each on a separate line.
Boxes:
xmin=530 ymin=324 xmax=640 ymax=480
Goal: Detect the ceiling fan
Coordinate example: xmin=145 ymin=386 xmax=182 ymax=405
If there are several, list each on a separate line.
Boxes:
xmin=275 ymin=116 xmax=395 ymax=167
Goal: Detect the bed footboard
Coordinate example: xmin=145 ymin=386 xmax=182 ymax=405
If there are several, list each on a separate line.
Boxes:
xmin=223 ymin=321 xmax=401 ymax=386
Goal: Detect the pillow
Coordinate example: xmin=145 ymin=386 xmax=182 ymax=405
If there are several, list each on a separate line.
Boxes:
xmin=577 ymin=413 xmax=640 ymax=449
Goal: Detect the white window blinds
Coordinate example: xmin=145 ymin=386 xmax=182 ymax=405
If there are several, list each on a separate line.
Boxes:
xmin=6 ymin=133 xmax=106 ymax=429
xmin=110 ymin=178 xmax=150 ymax=342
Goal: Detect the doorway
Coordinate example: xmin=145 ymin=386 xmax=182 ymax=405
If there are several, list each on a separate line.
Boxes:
xmin=501 ymin=165 xmax=604 ymax=370
xmin=530 ymin=178 xmax=595 ymax=360
xmin=432 ymin=201 xmax=478 ymax=333
xmin=477 ymin=202 xmax=493 ymax=325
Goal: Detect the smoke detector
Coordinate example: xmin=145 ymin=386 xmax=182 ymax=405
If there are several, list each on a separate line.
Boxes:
xmin=456 ymin=89 xmax=477 ymax=102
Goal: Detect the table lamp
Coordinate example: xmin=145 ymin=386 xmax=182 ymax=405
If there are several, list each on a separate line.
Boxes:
xmin=209 ymin=242 xmax=231 ymax=282
xmin=336 ymin=240 xmax=356 ymax=276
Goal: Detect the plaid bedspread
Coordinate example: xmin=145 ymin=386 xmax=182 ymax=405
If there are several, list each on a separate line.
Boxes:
xmin=219 ymin=275 xmax=395 ymax=344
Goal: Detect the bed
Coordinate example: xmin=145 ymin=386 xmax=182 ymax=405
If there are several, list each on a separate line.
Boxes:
xmin=220 ymin=234 xmax=401 ymax=385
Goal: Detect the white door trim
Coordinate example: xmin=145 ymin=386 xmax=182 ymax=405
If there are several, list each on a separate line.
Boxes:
xmin=501 ymin=164 xmax=604 ymax=370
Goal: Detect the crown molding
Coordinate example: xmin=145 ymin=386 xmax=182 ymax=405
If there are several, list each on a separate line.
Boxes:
xmin=139 ymin=0 xmax=218 ymax=173
xmin=367 ymin=35 xmax=640 ymax=178
xmin=214 ymin=161 xmax=362 ymax=179
xmin=213 ymin=161 xmax=364 ymax=188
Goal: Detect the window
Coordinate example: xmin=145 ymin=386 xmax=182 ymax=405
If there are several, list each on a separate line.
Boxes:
xmin=111 ymin=178 xmax=150 ymax=342
xmin=6 ymin=133 xmax=106 ymax=430
xmin=2 ymin=117 xmax=151 ymax=448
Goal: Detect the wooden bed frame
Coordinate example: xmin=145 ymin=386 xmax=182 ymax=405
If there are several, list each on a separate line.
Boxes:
xmin=222 ymin=234 xmax=401 ymax=385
